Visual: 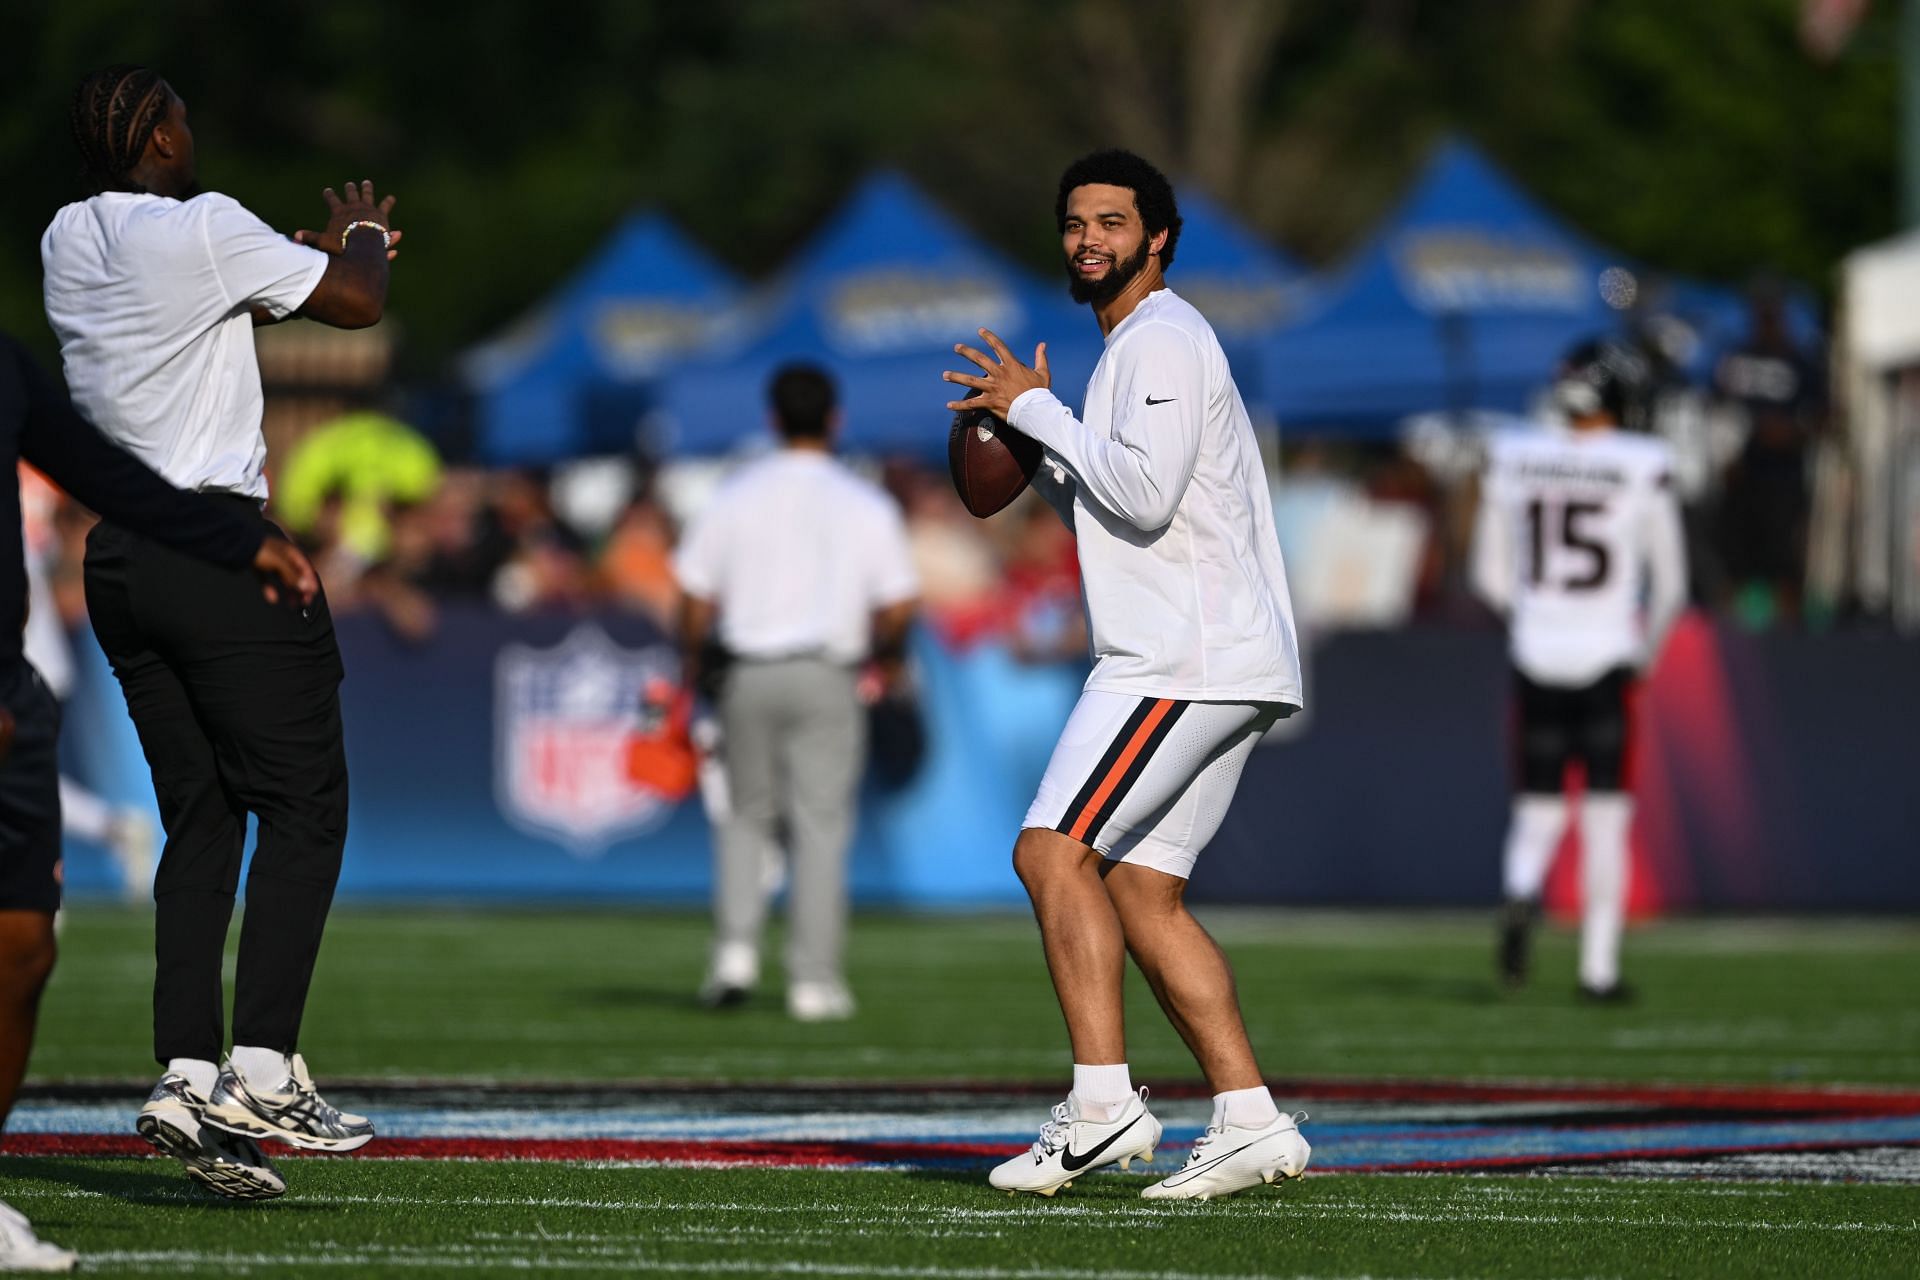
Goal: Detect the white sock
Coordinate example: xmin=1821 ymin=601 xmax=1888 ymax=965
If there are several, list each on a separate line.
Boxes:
xmin=1212 ymin=1085 xmax=1281 ymax=1131
xmin=230 ymin=1045 xmax=292 ymax=1092
xmin=166 ymin=1057 xmax=218 ymax=1098
xmin=58 ymin=778 xmax=114 ymax=844
xmin=1579 ymin=792 xmax=1633 ymax=990
xmin=1502 ymin=794 xmax=1568 ymax=902
xmin=1070 ymin=1063 xmax=1133 ymax=1121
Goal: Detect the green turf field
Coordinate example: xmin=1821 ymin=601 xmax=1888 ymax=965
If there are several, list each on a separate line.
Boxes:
xmin=5 ymin=1161 xmax=1918 ymax=1279
xmin=29 ymin=908 xmax=1920 ymax=1085
xmin=5 ymin=907 xmax=1917 ymax=1278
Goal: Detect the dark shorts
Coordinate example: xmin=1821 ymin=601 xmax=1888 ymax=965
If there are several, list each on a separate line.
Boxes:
xmin=0 ymin=662 xmax=63 ymax=914
xmin=1514 ymin=665 xmax=1635 ymax=795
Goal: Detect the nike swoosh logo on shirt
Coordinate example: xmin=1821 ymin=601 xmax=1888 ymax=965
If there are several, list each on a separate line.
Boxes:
xmin=1059 ymin=1113 xmax=1143 ymax=1172
xmin=1144 ymin=395 xmax=1177 ymax=406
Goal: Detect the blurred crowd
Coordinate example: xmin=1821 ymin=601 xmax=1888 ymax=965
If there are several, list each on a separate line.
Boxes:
xmin=22 ymin=293 xmax=1829 ymax=655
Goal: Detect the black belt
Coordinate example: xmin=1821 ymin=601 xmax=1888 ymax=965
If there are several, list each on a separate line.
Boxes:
xmin=734 ymin=650 xmax=836 ymax=665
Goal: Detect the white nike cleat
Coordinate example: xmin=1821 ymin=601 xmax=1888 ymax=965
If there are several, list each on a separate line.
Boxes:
xmin=0 ymin=1200 xmax=74 ymax=1272
xmin=988 ymin=1088 xmax=1162 ymax=1196
xmin=1141 ymin=1111 xmax=1310 ymax=1201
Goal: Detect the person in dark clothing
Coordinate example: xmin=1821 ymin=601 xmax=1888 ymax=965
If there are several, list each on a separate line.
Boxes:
xmin=0 ymin=331 xmax=315 ymax=1265
xmin=1713 ymin=287 xmax=1825 ymax=626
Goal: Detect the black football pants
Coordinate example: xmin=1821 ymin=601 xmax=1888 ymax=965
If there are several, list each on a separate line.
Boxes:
xmin=84 ymin=501 xmax=348 ymax=1065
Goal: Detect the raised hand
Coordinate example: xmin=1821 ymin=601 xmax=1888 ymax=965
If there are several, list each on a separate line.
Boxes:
xmin=942 ymin=328 xmax=1050 ymax=419
xmin=293 ymin=180 xmax=403 ymax=261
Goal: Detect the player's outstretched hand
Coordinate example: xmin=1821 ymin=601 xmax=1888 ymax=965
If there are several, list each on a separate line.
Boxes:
xmin=254 ymin=536 xmax=320 ymax=607
xmin=293 ymin=180 xmax=404 ymax=261
xmin=943 ymin=329 xmax=1049 ymax=419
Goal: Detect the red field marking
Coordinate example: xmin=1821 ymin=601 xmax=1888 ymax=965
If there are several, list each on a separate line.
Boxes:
xmin=0 ymin=1133 xmax=1015 ymax=1166
xmin=11 ymin=1130 xmax=1917 ymax=1174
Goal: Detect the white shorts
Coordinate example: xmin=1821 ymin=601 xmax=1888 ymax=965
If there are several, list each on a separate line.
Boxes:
xmin=1022 ymin=690 xmax=1288 ymax=880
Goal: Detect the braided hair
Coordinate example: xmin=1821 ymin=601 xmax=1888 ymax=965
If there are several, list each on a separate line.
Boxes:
xmin=70 ymin=65 xmax=173 ymax=194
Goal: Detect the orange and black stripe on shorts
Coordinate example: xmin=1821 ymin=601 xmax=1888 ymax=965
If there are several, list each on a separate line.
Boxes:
xmin=1054 ymin=697 xmax=1190 ymax=846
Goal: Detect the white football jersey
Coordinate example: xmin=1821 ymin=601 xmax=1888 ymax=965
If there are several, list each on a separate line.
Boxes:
xmin=1008 ymin=289 xmax=1303 ymax=705
xmin=1472 ymin=426 xmax=1687 ymax=687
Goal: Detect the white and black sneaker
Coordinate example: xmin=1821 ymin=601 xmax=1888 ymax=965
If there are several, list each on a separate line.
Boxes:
xmin=136 ymin=1073 xmax=286 ymax=1200
xmin=1141 ymin=1111 xmax=1311 ymax=1201
xmin=202 ymin=1054 xmax=374 ymax=1153
xmin=988 ymin=1088 xmax=1161 ymax=1196
xmin=0 ymin=1200 xmax=75 ymax=1273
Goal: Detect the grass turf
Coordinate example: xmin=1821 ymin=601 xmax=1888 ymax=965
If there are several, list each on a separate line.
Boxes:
xmin=29 ymin=907 xmax=1920 ymax=1084
xmin=2 ymin=1159 xmax=1916 ymax=1279
xmin=8 ymin=907 xmax=1918 ymax=1277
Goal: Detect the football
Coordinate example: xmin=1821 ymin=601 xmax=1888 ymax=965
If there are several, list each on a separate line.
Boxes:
xmin=948 ymin=396 xmax=1043 ymax=518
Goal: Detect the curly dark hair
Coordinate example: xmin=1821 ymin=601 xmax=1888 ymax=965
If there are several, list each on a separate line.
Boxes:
xmin=1054 ymin=149 xmax=1183 ymax=269
xmin=71 ymin=65 xmax=173 ymax=194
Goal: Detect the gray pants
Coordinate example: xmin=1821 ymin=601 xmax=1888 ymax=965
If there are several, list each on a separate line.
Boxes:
xmin=715 ymin=658 xmax=864 ymax=985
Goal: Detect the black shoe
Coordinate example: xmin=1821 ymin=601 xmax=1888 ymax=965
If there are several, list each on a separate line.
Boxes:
xmin=1498 ymin=899 xmax=1538 ymax=989
xmin=1578 ymin=981 xmax=1635 ymax=1005
xmin=701 ymin=984 xmax=751 ymax=1010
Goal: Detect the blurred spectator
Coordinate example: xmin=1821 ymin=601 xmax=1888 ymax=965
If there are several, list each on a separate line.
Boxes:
xmin=885 ymin=460 xmax=1001 ymax=646
xmin=600 ymin=494 xmax=680 ymax=625
xmin=276 ymin=409 xmax=442 ymax=564
xmin=1275 ymin=443 xmax=1431 ymax=633
xmin=1712 ymin=285 xmax=1826 ymax=627
xmin=414 ymin=467 xmax=513 ymax=597
xmin=998 ymin=495 xmax=1085 ymax=664
xmin=488 ymin=469 xmax=595 ymax=613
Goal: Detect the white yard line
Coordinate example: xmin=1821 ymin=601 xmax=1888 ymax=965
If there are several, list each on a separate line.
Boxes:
xmin=73 ymin=1248 xmax=1482 ymax=1280
xmin=10 ymin=1185 xmax=1909 ymax=1236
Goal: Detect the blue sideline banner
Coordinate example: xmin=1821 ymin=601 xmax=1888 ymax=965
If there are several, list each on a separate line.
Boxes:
xmin=55 ymin=611 xmax=1920 ymax=911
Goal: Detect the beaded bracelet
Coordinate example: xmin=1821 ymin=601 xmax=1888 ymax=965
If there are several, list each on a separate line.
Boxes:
xmin=341 ymin=220 xmax=392 ymax=252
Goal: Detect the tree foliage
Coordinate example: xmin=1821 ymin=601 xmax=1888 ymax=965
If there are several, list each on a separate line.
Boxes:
xmin=1 ymin=0 xmax=1896 ymax=371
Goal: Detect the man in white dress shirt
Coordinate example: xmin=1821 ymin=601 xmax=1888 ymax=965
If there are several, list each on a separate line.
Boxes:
xmin=41 ymin=66 xmax=399 ymax=1198
xmin=674 ymin=364 xmax=919 ymax=1022
xmin=943 ymin=150 xmax=1309 ymax=1201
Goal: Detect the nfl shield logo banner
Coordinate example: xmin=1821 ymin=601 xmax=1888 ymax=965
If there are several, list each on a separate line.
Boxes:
xmin=495 ymin=624 xmax=689 ymax=856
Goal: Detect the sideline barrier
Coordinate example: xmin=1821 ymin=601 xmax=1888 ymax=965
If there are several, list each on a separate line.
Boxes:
xmin=56 ymin=610 xmax=1920 ymax=910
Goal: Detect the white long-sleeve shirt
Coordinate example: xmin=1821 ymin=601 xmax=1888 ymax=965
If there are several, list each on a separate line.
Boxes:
xmin=1471 ymin=425 xmax=1689 ymax=686
xmin=1008 ymin=289 xmax=1303 ymax=705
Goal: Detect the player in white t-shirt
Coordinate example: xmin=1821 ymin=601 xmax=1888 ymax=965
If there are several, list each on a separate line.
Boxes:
xmin=41 ymin=66 xmax=400 ymax=1200
xmin=943 ymin=150 xmax=1307 ymax=1202
xmin=1471 ymin=339 xmax=1688 ymax=1001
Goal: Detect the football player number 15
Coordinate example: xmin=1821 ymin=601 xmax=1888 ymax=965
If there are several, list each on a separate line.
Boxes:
xmin=1526 ymin=498 xmax=1611 ymax=591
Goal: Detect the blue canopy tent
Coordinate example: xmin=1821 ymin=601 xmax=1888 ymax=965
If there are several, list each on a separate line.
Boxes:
xmin=655 ymin=173 xmax=1102 ymax=459
xmin=1166 ymin=187 xmax=1308 ymax=415
xmin=1261 ymin=140 xmax=1753 ymax=435
xmin=463 ymin=213 xmax=741 ymax=463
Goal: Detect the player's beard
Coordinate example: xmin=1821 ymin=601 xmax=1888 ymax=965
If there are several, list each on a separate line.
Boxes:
xmin=1066 ymin=238 xmax=1151 ymax=306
